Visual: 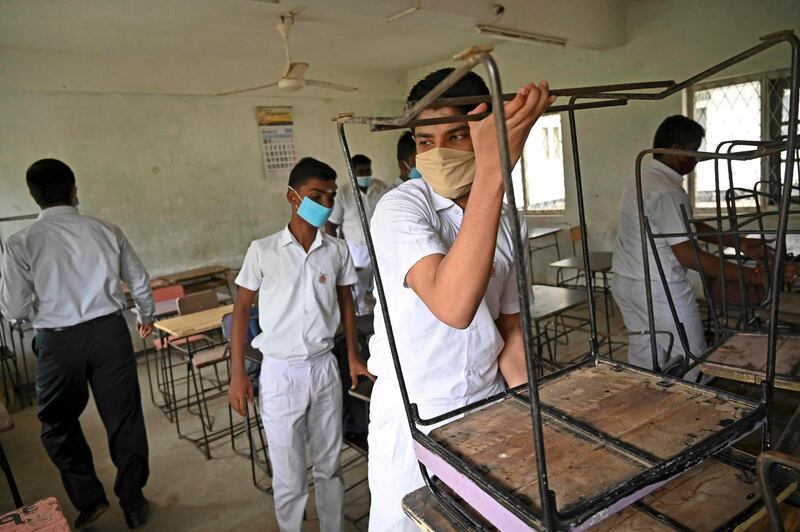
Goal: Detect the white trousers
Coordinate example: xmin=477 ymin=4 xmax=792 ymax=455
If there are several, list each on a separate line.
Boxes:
xmin=612 ymin=276 xmax=706 ymax=380
xmin=346 ymin=242 xmax=373 ymax=316
xmin=366 ymin=377 xmax=505 ymax=532
xmin=260 ymin=354 xmax=344 ymax=532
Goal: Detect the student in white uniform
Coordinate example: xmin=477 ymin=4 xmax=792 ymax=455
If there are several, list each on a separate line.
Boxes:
xmin=612 ymin=115 xmax=799 ymax=376
xmin=393 ymin=131 xmax=421 ymax=187
xmin=228 ymin=157 xmax=373 ymax=532
xmin=326 ymin=154 xmax=391 ymax=315
xmin=366 ymin=69 xmax=554 ymax=531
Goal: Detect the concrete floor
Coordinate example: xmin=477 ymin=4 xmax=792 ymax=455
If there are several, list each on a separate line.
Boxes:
xmin=1 ymin=294 xmax=796 ymax=531
xmin=0 ymin=355 xmax=370 ymax=531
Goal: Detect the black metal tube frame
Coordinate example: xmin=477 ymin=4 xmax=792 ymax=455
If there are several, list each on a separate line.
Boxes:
xmin=333 ymin=30 xmax=797 ymax=531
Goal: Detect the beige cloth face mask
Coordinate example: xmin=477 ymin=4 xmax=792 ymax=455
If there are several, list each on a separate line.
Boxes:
xmin=415 ymin=147 xmax=476 ymax=199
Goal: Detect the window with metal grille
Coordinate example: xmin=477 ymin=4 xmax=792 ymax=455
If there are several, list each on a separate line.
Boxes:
xmin=511 ymin=113 xmax=566 ymax=213
xmin=687 ymin=70 xmax=793 ymax=209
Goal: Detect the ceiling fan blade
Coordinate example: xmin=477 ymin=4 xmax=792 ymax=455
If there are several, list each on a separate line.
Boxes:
xmin=305 ymin=79 xmax=358 ymax=92
xmin=284 ymin=62 xmax=309 ymax=80
xmin=216 ymin=81 xmax=279 ymax=96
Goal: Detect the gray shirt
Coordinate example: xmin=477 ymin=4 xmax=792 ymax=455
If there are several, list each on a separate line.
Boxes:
xmin=0 ymin=206 xmax=155 ymax=328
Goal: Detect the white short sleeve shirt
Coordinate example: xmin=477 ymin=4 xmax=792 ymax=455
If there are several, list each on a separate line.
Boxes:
xmin=367 ymin=179 xmax=529 ymax=403
xmin=612 ymin=158 xmax=693 ymax=284
xmin=235 ymin=226 xmax=358 ymax=360
xmin=329 ymin=180 xmax=390 ymax=245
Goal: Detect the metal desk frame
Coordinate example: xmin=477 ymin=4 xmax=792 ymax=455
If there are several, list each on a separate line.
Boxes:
xmin=333 ymin=30 xmax=797 ymax=530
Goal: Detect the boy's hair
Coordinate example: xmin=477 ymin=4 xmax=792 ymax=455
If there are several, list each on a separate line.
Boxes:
xmin=350 ymin=154 xmax=371 ymax=168
xmin=26 ymin=159 xmax=76 ymax=208
xmin=407 ymin=68 xmax=491 ymax=115
xmin=397 ymin=131 xmax=415 ymax=161
xmin=653 ymin=115 xmax=705 ymax=150
xmin=288 ymin=157 xmax=337 ymax=189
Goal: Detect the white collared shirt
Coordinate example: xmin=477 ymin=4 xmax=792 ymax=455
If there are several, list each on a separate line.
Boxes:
xmin=235 ymin=226 xmax=358 ymax=361
xmin=612 ymin=158 xmax=692 ymax=284
xmin=329 ymin=180 xmax=390 ymax=245
xmin=0 ymin=206 xmax=155 ymax=328
xmin=367 ymin=179 xmax=529 ymax=403
xmin=392 ymin=176 xmax=407 ymax=188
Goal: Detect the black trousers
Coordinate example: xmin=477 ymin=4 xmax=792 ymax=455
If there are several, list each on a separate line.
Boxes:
xmin=35 ymin=313 xmax=149 ymax=513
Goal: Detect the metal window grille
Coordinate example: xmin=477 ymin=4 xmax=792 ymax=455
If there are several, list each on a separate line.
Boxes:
xmin=688 ymin=70 xmax=792 ymax=209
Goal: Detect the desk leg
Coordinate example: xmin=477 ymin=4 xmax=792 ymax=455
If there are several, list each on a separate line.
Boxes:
xmin=142 ymin=336 xmax=156 ymax=405
xmin=553 ymin=233 xmax=562 ymax=261
xmin=601 ymin=272 xmax=612 ymax=357
xmin=0 ymin=442 xmax=22 ymax=508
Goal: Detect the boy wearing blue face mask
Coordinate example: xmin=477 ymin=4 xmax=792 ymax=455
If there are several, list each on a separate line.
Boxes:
xmin=229 ymin=157 xmax=374 ymax=532
xmin=326 ymin=154 xmax=390 ymax=316
xmin=394 ymin=131 xmax=421 ymax=187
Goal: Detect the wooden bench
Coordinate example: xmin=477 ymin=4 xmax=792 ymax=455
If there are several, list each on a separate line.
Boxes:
xmin=700 ymin=332 xmax=800 ymax=391
xmin=0 ymin=498 xmax=70 ymax=531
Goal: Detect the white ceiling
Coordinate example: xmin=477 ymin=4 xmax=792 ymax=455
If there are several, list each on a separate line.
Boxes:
xmin=0 ymin=0 xmax=630 ymax=97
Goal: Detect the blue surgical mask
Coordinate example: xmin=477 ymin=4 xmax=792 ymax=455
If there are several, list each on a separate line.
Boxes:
xmin=356 ymin=175 xmax=373 ymax=188
xmin=289 ymin=187 xmax=333 ymax=228
xmin=403 ymin=161 xmax=422 ymax=179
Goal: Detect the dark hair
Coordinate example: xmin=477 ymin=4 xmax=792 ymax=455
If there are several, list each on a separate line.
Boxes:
xmin=288 ymin=157 xmax=337 ymax=189
xmin=653 ymin=115 xmax=705 ymax=150
xmin=397 ymin=131 xmax=415 ymax=161
xmin=407 ymin=68 xmax=490 ymax=115
xmin=350 ymin=154 xmax=371 ymax=168
xmin=26 ymin=159 xmax=76 ymax=208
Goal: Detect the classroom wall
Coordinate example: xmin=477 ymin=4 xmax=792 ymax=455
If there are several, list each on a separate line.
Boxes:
xmin=405 ymin=0 xmax=799 ymax=281
xmin=0 ymin=92 xmax=404 ymax=274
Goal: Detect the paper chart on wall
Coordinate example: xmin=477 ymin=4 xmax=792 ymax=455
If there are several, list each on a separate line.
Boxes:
xmin=256 ymin=106 xmax=297 ymax=180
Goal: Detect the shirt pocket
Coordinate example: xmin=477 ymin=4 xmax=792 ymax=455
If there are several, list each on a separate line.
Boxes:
xmin=308 ymin=265 xmax=338 ymax=312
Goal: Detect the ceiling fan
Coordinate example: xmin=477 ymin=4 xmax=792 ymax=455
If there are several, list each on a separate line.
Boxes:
xmin=217 ymin=13 xmax=358 ymax=96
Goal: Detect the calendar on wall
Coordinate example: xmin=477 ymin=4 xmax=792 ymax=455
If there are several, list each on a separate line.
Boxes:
xmin=256 ymin=106 xmax=297 ymax=180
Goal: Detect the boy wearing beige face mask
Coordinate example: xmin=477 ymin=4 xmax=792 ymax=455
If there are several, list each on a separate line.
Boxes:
xmin=364 ymin=68 xmax=554 ymax=530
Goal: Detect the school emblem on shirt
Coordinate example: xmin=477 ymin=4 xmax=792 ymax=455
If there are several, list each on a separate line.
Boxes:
xmin=318 ymin=273 xmax=328 ymax=284
xmin=489 ymin=262 xmax=497 ymax=278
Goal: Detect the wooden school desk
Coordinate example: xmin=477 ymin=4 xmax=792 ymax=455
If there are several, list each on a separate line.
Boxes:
xmin=530 ymin=284 xmax=589 ymax=369
xmin=527 ymin=226 xmax=562 ymax=283
xmin=160 ymin=265 xmax=231 ymax=295
xmin=154 ymin=304 xmax=234 ymax=457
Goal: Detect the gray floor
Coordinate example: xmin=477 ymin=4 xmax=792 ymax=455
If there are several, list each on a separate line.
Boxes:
xmin=0 ymin=352 xmax=371 ymax=531
xmin=10 ymin=292 xmax=790 ymax=531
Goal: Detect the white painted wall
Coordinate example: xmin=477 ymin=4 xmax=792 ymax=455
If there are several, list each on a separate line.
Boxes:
xmin=0 ymin=92 xmax=404 ymax=274
xmin=406 ymin=0 xmax=799 ymax=280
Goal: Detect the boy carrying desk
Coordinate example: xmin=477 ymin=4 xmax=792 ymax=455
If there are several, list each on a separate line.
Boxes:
xmin=366 ymin=70 xmax=553 ymax=530
xmin=228 ymin=157 xmax=373 ymax=531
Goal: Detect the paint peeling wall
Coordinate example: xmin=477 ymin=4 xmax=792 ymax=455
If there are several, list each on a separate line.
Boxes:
xmin=0 ymin=92 xmax=404 ymax=275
